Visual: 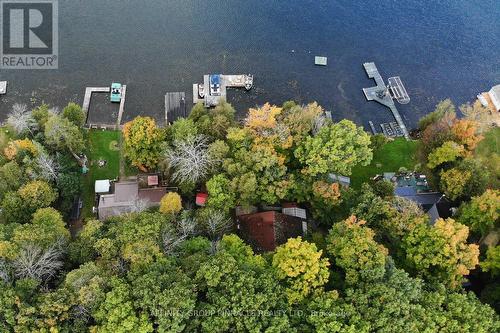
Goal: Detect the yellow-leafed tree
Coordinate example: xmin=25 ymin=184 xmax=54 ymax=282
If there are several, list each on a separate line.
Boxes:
xmin=159 ymin=192 xmax=182 ymax=215
xmin=272 ymin=237 xmax=330 ymax=304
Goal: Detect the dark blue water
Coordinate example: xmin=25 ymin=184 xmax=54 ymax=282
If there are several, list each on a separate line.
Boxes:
xmin=1 ymin=0 xmax=499 ymax=129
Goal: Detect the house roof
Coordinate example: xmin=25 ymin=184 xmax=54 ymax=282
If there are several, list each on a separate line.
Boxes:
xmin=114 ymin=182 xmax=139 ymax=202
xmin=97 ymin=181 xmax=167 ymax=220
xmin=237 ymin=211 xmax=304 ymax=252
xmin=282 ymin=207 xmax=307 ymax=219
xmin=138 ymin=187 xmax=166 ymax=203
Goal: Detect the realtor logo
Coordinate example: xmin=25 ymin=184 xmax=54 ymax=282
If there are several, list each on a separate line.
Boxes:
xmin=1 ymin=0 xmax=58 ymax=69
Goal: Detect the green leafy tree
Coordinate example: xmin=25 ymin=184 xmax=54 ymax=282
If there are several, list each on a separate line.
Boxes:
xmin=195 ymin=235 xmax=292 ymax=332
xmin=418 ymin=98 xmax=456 ymax=131
xmin=326 ymin=216 xmax=388 ymax=286
xmin=402 ymin=218 xmax=479 ymax=288
xmin=12 ymin=207 xmax=70 ymax=250
xmin=189 ymin=101 xmax=236 ymax=140
xmin=31 ymin=104 xmax=50 ymax=130
xmin=272 ymin=237 xmax=330 ymax=304
xmin=294 ymin=119 xmax=372 ymax=177
xmin=482 ymin=246 xmax=500 ymax=277
xmin=44 ymin=115 xmax=85 ymax=160
xmin=306 ymin=290 xmax=368 ymax=333
xmin=0 ymin=161 xmax=25 ymax=201
xmin=440 ymin=159 xmax=488 ymax=200
xmin=205 ymin=174 xmax=236 ymax=212
xmin=92 ymin=277 xmax=153 ymax=333
xmin=18 ymin=180 xmax=57 ymax=212
xmin=168 ymin=118 xmax=198 ymax=142
xmin=458 ymin=189 xmax=499 ymax=235
xmin=426 ymin=141 xmax=465 ymax=169
xmin=128 ymin=259 xmax=197 ymax=332
xmin=62 ymin=102 xmax=86 ymax=127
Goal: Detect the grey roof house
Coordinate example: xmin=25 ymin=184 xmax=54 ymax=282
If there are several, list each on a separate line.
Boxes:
xmin=97 ymin=181 xmax=167 ymax=220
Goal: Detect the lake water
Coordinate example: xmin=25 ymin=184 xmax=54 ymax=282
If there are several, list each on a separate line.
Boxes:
xmin=0 ymin=0 xmax=499 ymax=130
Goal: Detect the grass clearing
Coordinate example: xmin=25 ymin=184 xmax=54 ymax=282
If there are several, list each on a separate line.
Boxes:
xmin=351 ymin=138 xmax=418 ymax=189
xmin=81 ymin=130 xmax=121 ymax=218
xmin=475 ymin=127 xmax=499 ymax=188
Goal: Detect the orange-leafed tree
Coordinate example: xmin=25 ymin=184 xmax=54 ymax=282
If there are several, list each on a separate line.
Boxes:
xmin=123 ymin=116 xmax=165 ymax=171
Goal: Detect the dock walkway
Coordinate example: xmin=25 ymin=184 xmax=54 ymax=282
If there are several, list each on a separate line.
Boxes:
xmin=82 ymin=87 xmax=110 ymax=113
xmin=165 ymin=92 xmax=186 ymax=125
xmin=117 ymin=85 xmax=126 ymax=126
xmin=362 ymin=62 xmax=410 ymax=139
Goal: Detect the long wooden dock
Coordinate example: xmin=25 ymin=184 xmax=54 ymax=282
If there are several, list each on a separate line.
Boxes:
xmin=165 ymin=92 xmax=186 ymax=125
xmin=117 ymin=85 xmax=126 ymax=126
xmin=362 ymin=62 xmax=410 ymax=139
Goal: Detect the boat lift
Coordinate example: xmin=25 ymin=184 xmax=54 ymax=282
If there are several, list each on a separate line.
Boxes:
xmin=387 ymin=76 xmax=410 ymax=104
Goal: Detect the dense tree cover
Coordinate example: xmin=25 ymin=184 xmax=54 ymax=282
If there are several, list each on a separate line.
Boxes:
xmin=1 ymin=99 xmax=499 ymax=331
xmin=458 ymin=189 xmax=499 ymax=236
xmin=417 ymin=99 xmax=490 ymax=199
xmin=195 ymin=102 xmax=372 ymax=209
xmin=403 ymin=218 xmax=479 ymax=289
xmin=1 ymin=207 xmax=497 ymax=332
xmin=0 ymin=104 xmax=82 ymax=220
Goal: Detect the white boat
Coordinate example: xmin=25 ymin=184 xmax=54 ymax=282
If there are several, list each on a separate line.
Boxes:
xmin=477 ymin=94 xmax=488 ymax=107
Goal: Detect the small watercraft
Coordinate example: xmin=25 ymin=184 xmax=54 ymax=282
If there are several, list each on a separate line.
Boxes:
xmin=110 ymin=83 xmax=122 ymax=103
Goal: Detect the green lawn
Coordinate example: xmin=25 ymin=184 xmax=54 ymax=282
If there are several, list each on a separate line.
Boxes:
xmin=475 ymin=127 xmax=500 ymax=188
xmin=81 ymin=130 xmax=121 ymax=218
xmin=350 ymin=138 xmax=418 ymax=189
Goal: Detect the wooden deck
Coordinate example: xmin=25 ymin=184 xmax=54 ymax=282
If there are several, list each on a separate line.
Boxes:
xmin=362 ymin=62 xmax=410 ymax=140
xmin=165 ymin=92 xmax=187 ymax=125
xmin=117 ymin=85 xmax=126 ymax=126
xmin=82 ymin=87 xmax=110 ymax=113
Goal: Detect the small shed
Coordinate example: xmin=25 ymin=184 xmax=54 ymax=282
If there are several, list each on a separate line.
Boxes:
xmin=95 ymin=179 xmax=111 ymax=193
xmin=147 ymin=175 xmax=159 ymax=186
xmin=196 ymin=192 xmax=208 ymax=206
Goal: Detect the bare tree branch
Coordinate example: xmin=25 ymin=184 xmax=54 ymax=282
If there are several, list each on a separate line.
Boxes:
xmin=13 ymin=240 xmax=65 ymax=283
xmin=6 ymin=103 xmax=35 ymax=135
xmin=34 ymin=152 xmax=60 ymax=181
xmin=0 ymin=259 xmax=11 ymax=283
xmin=165 ymin=135 xmax=215 ymax=185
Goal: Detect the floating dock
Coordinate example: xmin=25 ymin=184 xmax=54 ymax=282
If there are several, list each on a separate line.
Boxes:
xmin=165 ymin=92 xmax=187 ymax=125
xmin=193 ymin=74 xmax=253 ymax=107
xmin=315 ymin=56 xmax=327 ymax=66
xmin=362 ymin=62 xmax=410 ymax=139
xmin=0 ymin=81 xmax=7 ymax=95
